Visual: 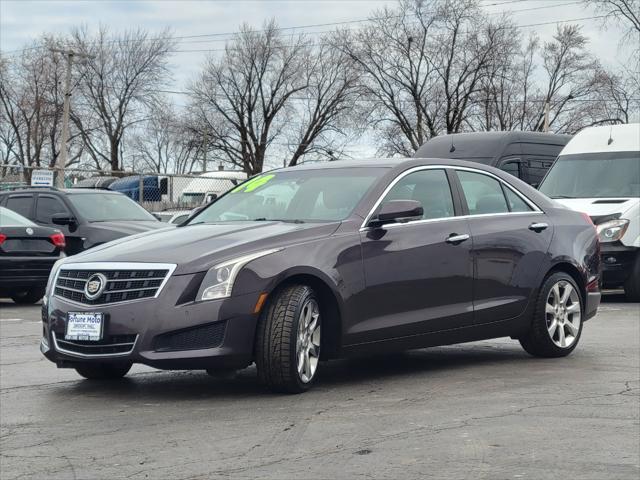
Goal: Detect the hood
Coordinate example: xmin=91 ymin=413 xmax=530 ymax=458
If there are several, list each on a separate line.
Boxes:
xmin=553 ymin=198 xmax=639 ymax=219
xmin=87 ymin=220 xmax=169 ymax=237
xmin=68 ymin=221 xmax=340 ymax=274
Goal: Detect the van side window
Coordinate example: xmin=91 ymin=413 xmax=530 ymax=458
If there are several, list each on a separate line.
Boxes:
xmin=525 ymin=157 xmax=555 ymax=185
xmin=457 ymin=171 xmax=509 ymax=215
xmin=500 ymin=160 xmax=521 ymax=179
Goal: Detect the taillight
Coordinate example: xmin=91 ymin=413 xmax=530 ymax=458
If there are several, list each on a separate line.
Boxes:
xmin=0 ymin=233 xmax=6 ymax=245
xmin=49 ymin=232 xmax=66 ymax=248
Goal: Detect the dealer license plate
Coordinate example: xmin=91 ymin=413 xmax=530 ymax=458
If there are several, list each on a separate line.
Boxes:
xmin=65 ymin=312 xmax=104 ymax=341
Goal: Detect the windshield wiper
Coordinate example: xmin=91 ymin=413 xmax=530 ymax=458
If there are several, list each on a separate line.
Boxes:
xmin=253 ymin=218 xmax=305 ymax=224
xmin=551 ymin=195 xmax=575 ymax=199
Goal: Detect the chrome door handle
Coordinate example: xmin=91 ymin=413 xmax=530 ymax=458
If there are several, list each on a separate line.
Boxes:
xmin=529 ymin=222 xmax=549 ymax=232
xmin=446 ymin=233 xmax=470 ymax=244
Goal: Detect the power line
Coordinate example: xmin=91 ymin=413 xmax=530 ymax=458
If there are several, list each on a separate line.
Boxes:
xmin=167 ymin=14 xmax=612 ymax=53
xmin=0 ymin=0 xmax=592 ymax=56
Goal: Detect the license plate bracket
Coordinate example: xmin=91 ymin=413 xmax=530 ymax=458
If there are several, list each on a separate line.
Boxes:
xmin=65 ymin=312 xmax=104 ymax=341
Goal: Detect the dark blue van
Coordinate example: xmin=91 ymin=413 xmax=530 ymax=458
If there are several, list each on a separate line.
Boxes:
xmin=108 ymin=175 xmax=168 ymax=202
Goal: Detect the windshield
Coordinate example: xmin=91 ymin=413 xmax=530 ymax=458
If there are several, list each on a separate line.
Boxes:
xmin=67 ymin=193 xmax=157 ymax=222
xmin=539 ymin=152 xmax=640 ymax=198
xmin=188 ymin=167 xmax=385 ymax=224
xmin=0 ymin=206 xmax=36 ymax=226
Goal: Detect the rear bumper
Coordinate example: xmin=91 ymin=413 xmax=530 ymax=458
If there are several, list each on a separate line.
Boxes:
xmin=0 ymin=257 xmax=58 ymax=291
xmin=600 ymin=244 xmax=639 ymax=288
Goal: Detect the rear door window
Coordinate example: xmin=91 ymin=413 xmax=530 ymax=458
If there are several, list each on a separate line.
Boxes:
xmin=5 ymin=195 xmax=34 ymax=218
xmin=36 ymin=195 xmax=69 ymax=224
xmin=457 ymin=171 xmax=509 ymax=215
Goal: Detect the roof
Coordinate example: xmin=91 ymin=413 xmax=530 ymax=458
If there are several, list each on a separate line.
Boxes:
xmin=414 ymin=131 xmax=572 ymax=160
xmin=0 ymin=187 xmax=122 ymax=195
xmin=561 ymin=123 xmax=640 ymax=155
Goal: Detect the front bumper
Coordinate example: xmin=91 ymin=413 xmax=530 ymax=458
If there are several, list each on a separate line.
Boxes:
xmin=40 ymin=273 xmax=263 ymax=370
xmin=599 ymin=243 xmax=639 ymax=288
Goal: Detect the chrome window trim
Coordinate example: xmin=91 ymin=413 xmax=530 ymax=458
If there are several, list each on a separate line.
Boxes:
xmin=360 ymin=164 xmax=543 ymax=230
xmin=52 ymin=332 xmax=137 ymax=358
xmin=53 ymin=262 xmax=177 ymax=306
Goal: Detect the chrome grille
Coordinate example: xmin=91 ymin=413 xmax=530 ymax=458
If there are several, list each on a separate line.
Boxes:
xmin=54 ymin=265 xmax=173 ymax=306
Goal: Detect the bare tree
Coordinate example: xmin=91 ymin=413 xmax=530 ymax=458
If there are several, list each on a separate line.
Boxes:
xmin=286 ymin=40 xmax=362 ymax=166
xmin=338 ymin=0 xmax=441 ymax=156
xmin=338 ymin=0 xmax=516 ymax=155
xmin=69 ymin=26 xmax=174 ymax=171
xmin=130 ymin=99 xmax=198 ymax=174
xmin=0 ymin=40 xmax=72 ymax=169
xmin=191 ymin=21 xmax=358 ymax=174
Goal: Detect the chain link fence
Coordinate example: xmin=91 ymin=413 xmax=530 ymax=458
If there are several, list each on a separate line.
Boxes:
xmin=0 ymin=165 xmax=248 ymax=213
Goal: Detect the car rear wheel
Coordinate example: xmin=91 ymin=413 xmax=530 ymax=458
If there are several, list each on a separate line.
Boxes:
xmin=10 ymin=287 xmax=45 ymax=305
xmin=623 ymin=254 xmax=640 ymax=302
xmin=75 ymin=363 xmax=132 ymax=380
xmin=255 ymin=285 xmax=321 ymax=393
xmin=519 ymin=272 xmax=583 ymax=358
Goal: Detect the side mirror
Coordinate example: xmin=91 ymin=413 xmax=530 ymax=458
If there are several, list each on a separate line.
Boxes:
xmin=152 ymin=213 xmax=163 ymax=221
xmin=51 ymin=213 xmax=76 ymax=226
xmin=369 ymin=200 xmax=423 ymax=228
xmin=181 ymin=206 xmax=205 ymax=226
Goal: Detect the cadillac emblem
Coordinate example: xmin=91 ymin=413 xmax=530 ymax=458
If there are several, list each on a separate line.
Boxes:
xmin=84 ymin=273 xmax=107 ymax=300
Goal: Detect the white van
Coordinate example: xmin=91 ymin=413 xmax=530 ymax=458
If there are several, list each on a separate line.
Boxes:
xmin=179 ymin=171 xmax=248 ymax=206
xmin=539 ymin=123 xmax=640 ymax=300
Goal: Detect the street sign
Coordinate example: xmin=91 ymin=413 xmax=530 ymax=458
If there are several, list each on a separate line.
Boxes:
xmin=31 ymin=169 xmax=54 ymax=187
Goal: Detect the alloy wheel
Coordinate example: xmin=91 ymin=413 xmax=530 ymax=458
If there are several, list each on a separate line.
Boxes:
xmin=296 ymin=298 xmax=321 ymax=383
xmin=545 ymin=280 xmax=581 ymax=348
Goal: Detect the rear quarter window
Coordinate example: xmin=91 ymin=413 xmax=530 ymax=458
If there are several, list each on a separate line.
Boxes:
xmin=5 ymin=195 xmax=34 ymax=218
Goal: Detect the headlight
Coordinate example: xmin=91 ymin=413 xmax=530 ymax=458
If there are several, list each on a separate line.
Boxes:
xmin=197 ymin=248 xmax=282 ymax=301
xmin=596 ymin=219 xmax=629 ymax=243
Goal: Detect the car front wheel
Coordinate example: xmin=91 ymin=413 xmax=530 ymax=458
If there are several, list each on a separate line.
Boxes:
xmin=75 ymin=363 xmax=132 ymax=380
xmin=519 ymin=272 xmax=583 ymax=358
xmin=255 ymin=285 xmax=322 ymax=393
xmin=623 ymin=254 xmax=640 ymax=302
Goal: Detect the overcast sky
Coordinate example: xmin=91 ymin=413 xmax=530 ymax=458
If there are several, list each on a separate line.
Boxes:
xmin=0 ymin=0 xmax=632 ymax=162
xmin=1 ymin=0 xmax=631 ymax=93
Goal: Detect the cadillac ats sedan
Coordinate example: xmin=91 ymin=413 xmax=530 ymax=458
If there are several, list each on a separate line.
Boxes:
xmin=41 ymin=159 xmax=601 ymax=393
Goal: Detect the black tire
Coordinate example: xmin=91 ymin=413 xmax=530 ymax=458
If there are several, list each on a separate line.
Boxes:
xmin=75 ymin=363 xmax=132 ymax=380
xmin=10 ymin=287 xmax=45 ymax=305
xmin=519 ymin=272 xmax=584 ymax=358
xmin=255 ymin=285 xmax=321 ymax=394
xmin=623 ymin=254 xmax=640 ymax=302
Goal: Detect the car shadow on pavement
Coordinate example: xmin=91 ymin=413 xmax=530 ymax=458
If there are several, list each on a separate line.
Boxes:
xmin=57 ymin=344 xmax=537 ymax=401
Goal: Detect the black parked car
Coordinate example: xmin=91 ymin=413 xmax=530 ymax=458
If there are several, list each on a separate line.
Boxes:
xmin=0 ymin=188 xmax=169 ymax=255
xmin=414 ymin=131 xmax=572 ymax=186
xmin=0 ymin=206 xmax=66 ymax=304
xmin=41 ymin=159 xmax=600 ymax=393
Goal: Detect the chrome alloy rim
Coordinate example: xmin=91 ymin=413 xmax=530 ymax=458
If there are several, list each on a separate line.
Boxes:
xmin=296 ymin=298 xmax=321 ymax=383
xmin=546 ymin=281 xmax=581 ymax=348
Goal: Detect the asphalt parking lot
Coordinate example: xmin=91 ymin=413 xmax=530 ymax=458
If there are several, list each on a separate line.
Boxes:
xmin=0 ymin=295 xmax=638 ymax=480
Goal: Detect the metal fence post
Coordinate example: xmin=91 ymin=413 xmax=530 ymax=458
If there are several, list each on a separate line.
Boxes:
xmin=139 ymin=175 xmax=144 ymax=204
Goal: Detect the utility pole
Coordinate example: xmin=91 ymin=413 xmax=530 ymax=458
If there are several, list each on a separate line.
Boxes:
xmin=543 ymin=99 xmax=550 ymax=133
xmin=202 ymin=129 xmax=208 ymax=173
xmin=50 ymin=48 xmax=92 ymax=187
